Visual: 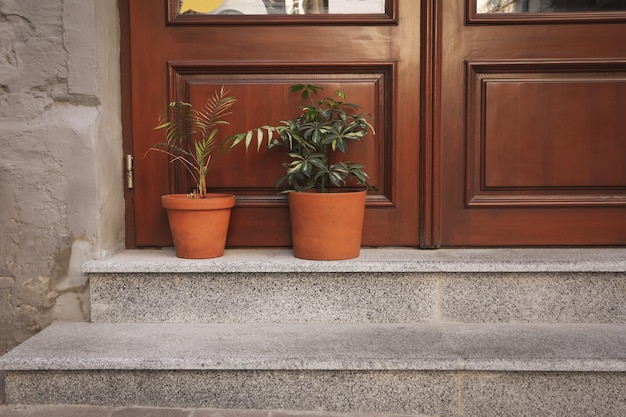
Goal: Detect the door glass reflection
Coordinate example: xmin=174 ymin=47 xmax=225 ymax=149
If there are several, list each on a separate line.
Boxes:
xmin=178 ymin=0 xmax=386 ymax=15
xmin=478 ymin=0 xmax=626 ymax=13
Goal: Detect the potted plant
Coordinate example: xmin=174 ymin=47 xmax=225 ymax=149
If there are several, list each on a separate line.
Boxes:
xmin=246 ymin=84 xmax=375 ymax=260
xmin=148 ymin=86 xmax=247 ymax=259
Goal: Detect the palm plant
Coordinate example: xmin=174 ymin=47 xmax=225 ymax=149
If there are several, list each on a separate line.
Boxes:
xmin=149 ymin=86 xmax=246 ymax=198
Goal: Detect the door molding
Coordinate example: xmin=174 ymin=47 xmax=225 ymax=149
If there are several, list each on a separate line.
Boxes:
xmin=420 ymin=0 xmax=440 ymax=248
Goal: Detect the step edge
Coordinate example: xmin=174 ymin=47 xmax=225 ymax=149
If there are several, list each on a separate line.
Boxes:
xmin=82 ymin=248 xmax=626 ymax=274
xmin=3 ymin=322 xmax=625 ymax=373
xmin=2 ymin=358 xmax=626 ymax=373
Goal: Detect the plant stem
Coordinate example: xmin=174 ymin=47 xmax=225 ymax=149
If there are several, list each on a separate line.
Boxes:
xmin=198 ymin=169 xmax=207 ymax=198
xmin=323 ymin=145 xmax=332 ymax=193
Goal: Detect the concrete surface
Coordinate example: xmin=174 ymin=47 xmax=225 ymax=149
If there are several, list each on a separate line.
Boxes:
xmin=0 ymin=373 xmax=435 ymax=417
xmin=0 ymin=0 xmax=125 ymax=358
xmin=83 ymin=248 xmax=626 ymax=273
xmin=2 ymin=322 xmax=625 ymax=372
xmin=86 ymin=248 xmax=626 ymax=324
xmin=0 ymin=404 xmax=423 ymax=417
xmin=89 ymin=270 xmax=626 ymax=324
xmin=1 ymin=322 xmax=625 ymax=415
xmin=0 ymin=374 xmax=426 ymax=417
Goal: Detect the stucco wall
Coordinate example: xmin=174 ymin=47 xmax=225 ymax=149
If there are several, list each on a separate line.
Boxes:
xmin=0 ymin=0 xmax=124 ymax=354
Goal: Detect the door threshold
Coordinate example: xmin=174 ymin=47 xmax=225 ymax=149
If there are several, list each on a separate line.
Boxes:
xmin=83 ymin=247 xmax=626 ymax=274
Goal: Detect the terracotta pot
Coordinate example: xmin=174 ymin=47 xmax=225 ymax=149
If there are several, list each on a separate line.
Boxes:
xmin=161 ymin=194 xmax=235 ymax=259
xmin=288 ymin=190 xmax=367 ymax=260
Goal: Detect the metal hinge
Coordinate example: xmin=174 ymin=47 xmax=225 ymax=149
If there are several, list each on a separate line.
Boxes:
xmin=125 ymin=154 xmax=134 ymax=189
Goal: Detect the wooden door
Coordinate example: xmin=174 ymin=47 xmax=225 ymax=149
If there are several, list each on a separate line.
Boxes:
xmin=430 ymin=0 xmax=626 ymax=246
xmin=124 ymin=0 xmax=421 ymax=248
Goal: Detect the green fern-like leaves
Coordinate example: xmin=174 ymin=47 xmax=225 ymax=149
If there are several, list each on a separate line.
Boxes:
xmin=149 ymin=86 xmax=243 ymax=198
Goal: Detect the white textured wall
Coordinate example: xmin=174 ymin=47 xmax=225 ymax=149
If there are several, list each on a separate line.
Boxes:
xmin=0 ymin=0 xmax=124 ymax=354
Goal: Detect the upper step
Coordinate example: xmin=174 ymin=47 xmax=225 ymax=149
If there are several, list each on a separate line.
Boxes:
xmin=83 ymin=248 xmax=626 ymax=324
xmin=83 ymin=247 xmax=626 ymax=274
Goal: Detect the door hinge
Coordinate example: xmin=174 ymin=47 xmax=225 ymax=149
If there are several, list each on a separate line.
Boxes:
xmin=125 ymin=154 xmax=134 ymax=189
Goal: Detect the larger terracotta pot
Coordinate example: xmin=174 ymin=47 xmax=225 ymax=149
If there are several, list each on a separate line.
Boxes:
xmin=161 ymin=193 xmax=235 ymax=259
xmin=288 ymin=190 xmax=367 ymax=260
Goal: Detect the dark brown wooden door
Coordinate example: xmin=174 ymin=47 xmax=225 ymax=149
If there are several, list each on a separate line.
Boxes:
xmin=432 ymin=1 xmax=626 ymax=246
xmin=125 ymin=0 xmax=421 ymax=248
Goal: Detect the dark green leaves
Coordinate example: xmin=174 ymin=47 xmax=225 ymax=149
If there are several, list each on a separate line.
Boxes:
xmin=267 ymin=85 xmax=374 ymax=193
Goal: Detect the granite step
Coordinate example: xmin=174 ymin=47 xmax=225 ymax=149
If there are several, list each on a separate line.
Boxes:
xmin=3 ymin=248 xmax=626 ymax=415
xmin=84 ymin=248 xmax=626 ymax=324
xmin=0 ymin=404 xmax=427 ymax=417
xmin=1 ymin=322 xmax=625 ymax=416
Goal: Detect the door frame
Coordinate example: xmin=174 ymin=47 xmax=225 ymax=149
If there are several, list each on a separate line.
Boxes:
xmin=120 ymin=0 xmax=136 ymax=249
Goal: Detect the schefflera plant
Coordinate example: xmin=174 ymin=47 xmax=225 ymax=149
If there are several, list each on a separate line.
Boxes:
xmin=244 ymin=84 xmax=375 ymax=192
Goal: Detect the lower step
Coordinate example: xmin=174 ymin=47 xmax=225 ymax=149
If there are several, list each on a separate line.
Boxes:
xmin=2 ymin=322 xmax=625 ymax=416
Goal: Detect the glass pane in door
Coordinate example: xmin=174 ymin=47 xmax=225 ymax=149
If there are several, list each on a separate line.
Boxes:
xmin=178 ymin=0 xmax=386 ymax=15
xmin=478 ymin=0 xmax=626 ymax=13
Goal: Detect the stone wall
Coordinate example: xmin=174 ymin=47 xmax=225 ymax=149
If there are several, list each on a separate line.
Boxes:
xmin=0 ymin=0 xmax=124 ymax=354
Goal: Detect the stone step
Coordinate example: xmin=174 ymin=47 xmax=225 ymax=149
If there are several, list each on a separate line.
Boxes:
xmin=2 ymin=322 xmax=625 ymax=416
xmin=83 ymin=248 xmax=626 ymax=324
xmin=0 ymin=404 xmax=428 ymax=417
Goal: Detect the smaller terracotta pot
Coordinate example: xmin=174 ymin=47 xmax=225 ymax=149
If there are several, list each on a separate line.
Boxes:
xmin=288 ymin=190 xmax=367 ymax=260
xmin=161 ymin=194 xmax=235 ymax=259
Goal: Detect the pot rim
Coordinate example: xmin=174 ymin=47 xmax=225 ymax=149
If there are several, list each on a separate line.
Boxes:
xmin=161 ymin=193 xmax=236 ymax=210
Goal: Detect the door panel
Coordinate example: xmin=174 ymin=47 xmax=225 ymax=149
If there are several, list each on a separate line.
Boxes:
xmin=127 ymin=0 xmax=420 ymax=247
xmin=436 ymin=1 xmax=626 ymax=246
xmin=469 ymin=61 xmax=626 ymax=205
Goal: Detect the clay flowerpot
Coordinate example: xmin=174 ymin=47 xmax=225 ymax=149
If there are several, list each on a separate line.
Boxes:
xmin=288 ymin=190 xmax=367 ymax=260
xmin=161 ymin=194 xmax=236 ymax=259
